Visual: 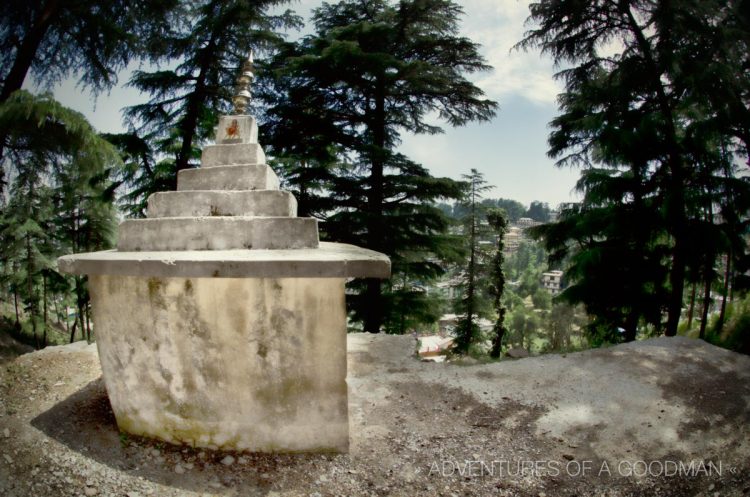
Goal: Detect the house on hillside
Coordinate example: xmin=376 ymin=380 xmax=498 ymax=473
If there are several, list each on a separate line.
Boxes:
xmin=541 ymin=270 xmax=564 ymax=295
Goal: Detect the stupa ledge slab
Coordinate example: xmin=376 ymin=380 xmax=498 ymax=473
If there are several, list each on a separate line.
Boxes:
xmin=58 ymin=242 xmax=391 ymax=279
xmin=56 ymin=60 xmax=391 ymax=451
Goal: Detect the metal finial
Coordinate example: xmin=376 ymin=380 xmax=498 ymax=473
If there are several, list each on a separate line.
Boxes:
xmin=232 ymin=50 xmax=254 ymax=114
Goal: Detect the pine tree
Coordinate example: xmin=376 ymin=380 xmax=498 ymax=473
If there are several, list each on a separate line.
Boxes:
xmin=265 ymin=0 xmax=497 ymax=333
xmin=0 ymin=168 xmax=55 ymax=347
xmin=519 ymin=0 xmax=750 ymax=337
xmin=454 ymin=169 xmax=493 ymax=353
xmin=124 ymin=0 xmax=301 ymax=193
xmin=488 ymin=208 xmax=509 ymax=358
xmin=0 ymin=0 xmax=177 ymax=193
xmin=0 ymin=91 xmax=119 ymax=345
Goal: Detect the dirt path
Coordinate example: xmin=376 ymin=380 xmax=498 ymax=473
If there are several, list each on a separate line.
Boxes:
xmin=1 ymin=334 xmax=748 ymax=496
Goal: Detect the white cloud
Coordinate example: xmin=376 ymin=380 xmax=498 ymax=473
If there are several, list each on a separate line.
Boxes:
xmin=457 ymin=0 xmax=562 ymax=105
xmin=280 ymin=0 xmax=562 ymax=105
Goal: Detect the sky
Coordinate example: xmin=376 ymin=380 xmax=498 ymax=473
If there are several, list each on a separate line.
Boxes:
xmin=31 ymin=0 xmax=582 ymax=207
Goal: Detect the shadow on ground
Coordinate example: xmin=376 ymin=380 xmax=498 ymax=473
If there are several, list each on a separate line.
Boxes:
xmin=30 ymin=377 xmax=322 ymax=496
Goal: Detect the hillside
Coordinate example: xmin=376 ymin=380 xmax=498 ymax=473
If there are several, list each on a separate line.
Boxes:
xmin=0 ymin=334 xmax=748 ymax=496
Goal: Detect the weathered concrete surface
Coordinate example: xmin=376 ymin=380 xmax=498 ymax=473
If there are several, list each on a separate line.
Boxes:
xmin=215 ymin=115 xmax=258 ymax=144
xmin=177 ymin=164 xmax=280 ymax=192
xmin=147 ymin=190 xmax=297 ymax=218
xmin=117 ymin=217 xmax=319 ymax=251
xmin=57 ymin=242 xmax=391 ymax=278
xmin=201 ymin=144 xmax=265 ymax=167
xmin=55 ymin=107 xmax=392 ymax=457
xmin=88 ymin=275 xmax=348 ymax=452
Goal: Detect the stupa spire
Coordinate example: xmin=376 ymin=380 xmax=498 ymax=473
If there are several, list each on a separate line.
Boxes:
xmin=232 ymin=50 xmax=254 ymax=114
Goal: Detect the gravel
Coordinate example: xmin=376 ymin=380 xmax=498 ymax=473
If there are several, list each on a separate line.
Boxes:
xmin=0 ymin=334 xmax=748 ymax=496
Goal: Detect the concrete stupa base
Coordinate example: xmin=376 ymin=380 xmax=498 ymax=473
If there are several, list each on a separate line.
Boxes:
xmin=90 ymin=275 xmax=348 ymax=452
xmin=59 ymin=112 xmax=390 ymax=453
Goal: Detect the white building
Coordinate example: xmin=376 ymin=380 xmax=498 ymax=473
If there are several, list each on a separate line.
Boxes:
xmin=541 ymin=270 xmax=564 ymax=295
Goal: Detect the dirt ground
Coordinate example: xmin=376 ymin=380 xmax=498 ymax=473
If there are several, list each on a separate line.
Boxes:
xmin=0 ymin=334 xmax=749 ymax=497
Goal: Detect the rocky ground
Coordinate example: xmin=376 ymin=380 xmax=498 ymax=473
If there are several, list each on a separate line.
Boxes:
xmin=0 ymin=334 xmax=749 ymax=497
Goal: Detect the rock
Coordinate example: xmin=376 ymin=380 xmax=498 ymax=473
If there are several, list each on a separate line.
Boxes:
xmin=506 ymin=348 xmax=529 ymax=359
xmin=150 ymin=449 xmax=160 ymax=457
xmin=126 ymin=492 xmax=142 ymax=497
xmin=2 ymin=428 xmax=9 ymax=438
xmin=318 ymin=474 xmax=329 ymax=483
xmin=3 ymin=454 xmax=13 ymax=464
xmin=174 ymin=464 xmax=185 ymax=475
xmin=84 ymin=486 xmax=99 ymax=496
xmin=220 ymin=455 xmax=235 ymax=466
xmin=562 ymin=454 xmax=575 ymax=461
xmin=237 ymin=456 xmax=248 ymax=464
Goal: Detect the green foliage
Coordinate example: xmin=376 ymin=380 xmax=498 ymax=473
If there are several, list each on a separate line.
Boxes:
xmin=487 ymin=208 xmax=509 ymax=358
xmin=507 ymin=305 xmax=540 ymax=350
xmin=532 ymin=288 xmax=552 ymax=311
xmin=705 ymin=294 xmax=750 ymax=355
xmin=125 ymin=0 xmax=301 ymax=193
xmin=488 ymin=199 xmax=527 ymax=223
xmin=0 ymin=91 xmax=119 ymax=347
xmin=454 ymin=169 xmax=494 ymax=352
xmin=0 ymin=0 xmax=177 ymax=99
xmin=520 ymin=0 xmax=750 ymax=339
xmin=265 ymin=0 xmax=497 ymax=333
xmin=505 ymin=240 xmax=546 ymax=283
xmin=526 ymin=201 xmax=551 ymax=223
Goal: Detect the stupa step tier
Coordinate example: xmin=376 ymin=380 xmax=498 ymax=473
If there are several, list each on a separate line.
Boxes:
xmin=147 ymin=190 xmax=297 ymax=218
xmin=114 ymin=115 xmax=319 ymax=251
xmin=118 ymin=217 xmax=319 ymax=251
xmin=201 ymin=143 xmax=265 ymax=167
xmin=177 ymin=164 xmax=280 ymax=191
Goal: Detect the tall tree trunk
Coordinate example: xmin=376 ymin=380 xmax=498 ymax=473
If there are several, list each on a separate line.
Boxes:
xmin=363 ymin=79 xmax=387 ymax=333
xmin=53 ymin=295 xmax=66 ymax=333
xmin=490 ymin=308 xmax=506 ymax=358
xmin=464 ymin=179 xmax=478 ymax=347
xmin=699 ymin=270 xmax=712 ymax=339
xmin=717 ymin=253 xmax=731 ymax=332
xmin=621 ymin=1 xmax=685 ymax=336
xmin=174 ymin=33 xmax=219 ymax=181
xmin=623 ymin=308 xmax=638 ymax=342
xmin=74 ymin=278 xmax=86 ymax=343
xmin=687 ymin=283 xmax=697 ymax=329
xmin=0 ymin=0 xmax=60 ymax=102
xmin=42 ymin=274 xmax=48 ymax=347
xmin=13 ymin=287 xmax=20 ymax=328
xmin=69 ymin=316 xmax=78 ymax=344
xmin=85 ymin=304 xmax=92 ymax=342
xmin=26 ymin=233 xmax=39 ymax=348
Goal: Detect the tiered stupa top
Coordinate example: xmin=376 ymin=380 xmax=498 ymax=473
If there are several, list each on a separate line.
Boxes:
xmin=58 ymin=53 xmax=389 ymax=279
xmin=117 ymin=114 xmax=319 ymax=252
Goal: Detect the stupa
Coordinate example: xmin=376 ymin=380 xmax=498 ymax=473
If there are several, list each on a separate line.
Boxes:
xmin=57 ymin=52 xmax=390 ymax=453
